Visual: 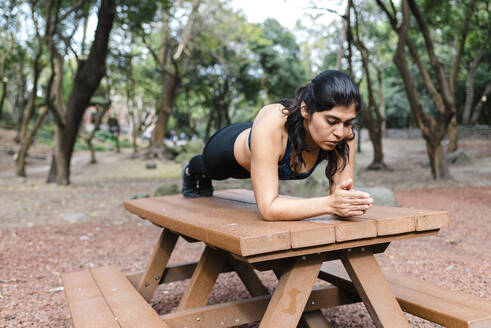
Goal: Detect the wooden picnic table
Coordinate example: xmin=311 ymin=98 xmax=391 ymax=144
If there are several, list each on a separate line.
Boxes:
xmin=121 ymin=189 xmax=450 ymax=328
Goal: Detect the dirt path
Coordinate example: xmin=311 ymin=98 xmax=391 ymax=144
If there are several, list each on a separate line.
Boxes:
xmin=0 ymin=128 xmax=490 ymax=327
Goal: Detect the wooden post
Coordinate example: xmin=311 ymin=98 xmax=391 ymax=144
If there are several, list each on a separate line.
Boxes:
xmin=340 ymin=250 xmax=410 ymax=328
xmin=177 ymin=246 xmax=227 ymax=311
xmin=259 ymin=254 xmax=323 ymax=328
xmin=137 ymin=229 xmax=179 ymax=302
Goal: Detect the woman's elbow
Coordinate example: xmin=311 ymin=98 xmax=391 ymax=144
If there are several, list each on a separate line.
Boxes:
xmin=258 ymin=206 xmax=279 ymax=221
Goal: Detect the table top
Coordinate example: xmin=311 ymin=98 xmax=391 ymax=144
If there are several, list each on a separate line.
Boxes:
xmin=124 ymin=189 xmax=449 ymax=257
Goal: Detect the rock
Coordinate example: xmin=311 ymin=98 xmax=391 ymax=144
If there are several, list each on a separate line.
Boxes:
xmin=446 ymin=149 xmax=471 ymax=166
xmin=145 ymin=162 xmax=157 ymax=169
xmin=154 ymin=184 xmax=179 ymax=196
xmin=421 ymin=149 xmax=472 ymax=167
xmin=59 ymin=212 xmax=90 ymax=223
xmin=357 ymin=186 xmax=398 ymax=206
xmin=128 ymin=193 xmax=150 ymax=200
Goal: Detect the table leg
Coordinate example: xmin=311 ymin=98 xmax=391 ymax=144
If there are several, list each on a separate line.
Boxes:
xmin=340 ymin=250 xmax=410 ymax=328
xmin=259 ymin=254 xmax=323 ymax=328
xmin=177 ymin=246 xmax=227 ymax=311
xmin=301 ymin=310 xmax=332 ymax=328
xmin=228 ymin=256 xmax=269 ymax=297
xmin=273 ymin=268 xmax=331 ymax=328
xmin=137 ymin=228 xmax=178 ymax=302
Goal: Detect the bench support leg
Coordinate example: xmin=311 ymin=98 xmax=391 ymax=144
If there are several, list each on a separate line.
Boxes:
xmin=273 ymin=267 xmax=331 ymax=328
xmin=177 ymin=246 xmax=227 ymax=311
xmin=259 ymin=254 xmax=323 ymax=328
xmin=340 ymin=250 xmax=410 ymax=328
xmin=301 ymin=310 xmax=332 ymax=328
xmin=137 ymin=228 xmax=179 ymax=302
xmin=228 ymin=256 xmax=269 ymax=297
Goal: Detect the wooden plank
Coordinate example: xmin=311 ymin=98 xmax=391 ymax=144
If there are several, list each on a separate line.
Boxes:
xmin=321 ymin=261 xmax=491 ymax=328
xmin=340 ymin=250 xmax=409 ymax=328
xmin=62 ymin=270 xmax=121 ymax=328
xmin=125 ymin=196 xmax=292 ymax=256
xmin=386 ymin=272 xmax=491 ymax=328
xmin=259 ymin=254 xmax=324 ymax=328
xmin=90 ymin=266 xmax=168 ymax=328
xmin=227 ymin=256 xmax=269 ymax=297
xmin=177 ymin=246 xmax=227 ymax=311
xmin=161 ymin=286 xmax=357 ymax=328
xmin=301 ymin=311 xmax=332 ymax=328
xmin=241 ymin=231 xmax=436 ymax=263
xmin=215 ymin=189 xmax=449 ymax=235
xmin=137 ymin=229 xmax=178 ymax=302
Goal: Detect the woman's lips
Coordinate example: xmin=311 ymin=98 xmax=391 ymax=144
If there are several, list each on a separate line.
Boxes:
xmin=325 ymin=141 xmax=338 ymax=146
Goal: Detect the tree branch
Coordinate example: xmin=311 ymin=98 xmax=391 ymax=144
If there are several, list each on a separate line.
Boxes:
xmin=406 ymin=39 xmax=445 ymax=114
xmin=449 ymin=0 xmax=476 ymax=94
xmin=407 ymin=0 xmax=454 ymax=111
xmin=173 ymin=0 xmax=201 ymax=61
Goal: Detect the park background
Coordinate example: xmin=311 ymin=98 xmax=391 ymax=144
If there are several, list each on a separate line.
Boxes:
xmin=0 ymin=0 xmax=490 ymax=327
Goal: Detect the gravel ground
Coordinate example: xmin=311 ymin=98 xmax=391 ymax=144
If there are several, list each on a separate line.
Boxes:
xmin=1 ymin=129 xmax=490 ymax=327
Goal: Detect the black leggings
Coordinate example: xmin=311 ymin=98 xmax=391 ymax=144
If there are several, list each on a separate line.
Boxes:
xmin=188 ymin=122 xmax=252 ymax=180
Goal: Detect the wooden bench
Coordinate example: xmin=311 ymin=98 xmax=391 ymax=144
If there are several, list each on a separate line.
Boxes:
xmin=62 ymin=265 xmax=169 ymax=328
xmin=62 ymin=189 xmax=491 ymax=327
xmin=319 ymin=260 xmax=491 ymax=328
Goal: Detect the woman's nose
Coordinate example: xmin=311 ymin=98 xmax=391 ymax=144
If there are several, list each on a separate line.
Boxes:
xmin=333 ymin=123 xmax=344 ymax=138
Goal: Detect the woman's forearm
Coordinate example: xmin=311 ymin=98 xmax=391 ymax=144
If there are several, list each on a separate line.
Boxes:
xmin=259 ymin=196 xmax=332 ymax=221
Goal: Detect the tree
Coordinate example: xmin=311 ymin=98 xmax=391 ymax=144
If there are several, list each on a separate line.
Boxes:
xmin=376 ymin=0 xmax=477 ymax=179
xmin=46 ymin=0 xmax=116 ymax=184
xmin=136 ymin=0 xmax=202 ymax=157
xmin=348 ymin=0 xmax=391 ymax=170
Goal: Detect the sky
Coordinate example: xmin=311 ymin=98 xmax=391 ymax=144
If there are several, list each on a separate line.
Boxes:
xmin=230 ymin=0 xmax=345 ymax=31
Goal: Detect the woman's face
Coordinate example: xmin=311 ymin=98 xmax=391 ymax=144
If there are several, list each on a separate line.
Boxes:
xmin=301 ymin=102 xmax=357 ymax=151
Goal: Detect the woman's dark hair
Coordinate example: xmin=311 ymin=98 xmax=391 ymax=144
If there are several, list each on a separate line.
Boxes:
xmin=280 ymin=70 xmax=362 ymax=184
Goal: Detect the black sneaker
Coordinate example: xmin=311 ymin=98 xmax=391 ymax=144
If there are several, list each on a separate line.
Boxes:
xmin=181 ymin=165 xmax=199 ymax=198
xmin=198 ymin=176 xmax=213 ymax=197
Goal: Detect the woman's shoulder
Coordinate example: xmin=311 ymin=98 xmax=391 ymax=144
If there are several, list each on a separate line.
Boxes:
xmin=255 ymin=103 xmax=287 ymax=124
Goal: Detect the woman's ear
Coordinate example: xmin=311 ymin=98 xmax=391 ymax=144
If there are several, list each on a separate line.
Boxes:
xmin=300 ymin=101 xmax=310 ymax=119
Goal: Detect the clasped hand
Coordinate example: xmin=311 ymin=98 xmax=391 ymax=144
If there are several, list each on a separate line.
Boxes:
xmin=328 ymin=179 xmax=373 ymax=217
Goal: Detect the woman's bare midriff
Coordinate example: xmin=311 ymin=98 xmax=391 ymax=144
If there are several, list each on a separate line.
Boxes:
xmin=233 ymin=128 xmax=252 ymax=171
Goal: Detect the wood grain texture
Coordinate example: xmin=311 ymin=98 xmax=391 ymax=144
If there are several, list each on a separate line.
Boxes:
xmin=321 ymin=261 xmax=491 ymax=328
xmin=124 ymin=189 xmax=448 ymax=256
xmin=259 ymin=254 xmax=324 ymax=328
xmin=340 ymin=251 xmax=410 ymax=328
xmin=177 ymin=246 xmax=226 ymax=311
xmin=62 ymin=270 xmax=120 ymax=328
xmin=90 ymin=266 xmax=169 ymax=328
xmin=137 ymin=229 xmax=178 ymax=302
xmin=161 ymin=286 xmax=356 ymax=328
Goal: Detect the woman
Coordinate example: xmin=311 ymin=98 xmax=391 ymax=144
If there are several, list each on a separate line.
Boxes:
xmin=182 ymin=70 xmax=373 ymax=221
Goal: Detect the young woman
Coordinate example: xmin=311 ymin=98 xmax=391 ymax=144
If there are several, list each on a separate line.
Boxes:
xmin=182 ymin=70 xmax=373 ymax=221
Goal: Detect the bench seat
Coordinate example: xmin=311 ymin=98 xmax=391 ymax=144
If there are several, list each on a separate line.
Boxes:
xmin=63 ymin=265 xmax=169 ymax=328
xmin=320 ymin=261 xmax=491 ymax=328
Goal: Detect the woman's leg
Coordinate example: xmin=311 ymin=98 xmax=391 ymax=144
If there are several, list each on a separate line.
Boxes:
xmin=182 ymin=155 xmax=212 ymax=198
xmin=181 ymin=122 xmax=252 ymax=198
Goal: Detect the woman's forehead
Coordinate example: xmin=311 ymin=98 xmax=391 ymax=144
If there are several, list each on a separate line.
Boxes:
xmin=317 ymin=104 xmax=356 ymax=121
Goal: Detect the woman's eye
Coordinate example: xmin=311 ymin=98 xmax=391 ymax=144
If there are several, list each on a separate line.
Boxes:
xmin=327 ymin=120 xmax=336 ymax=125
xmin=344 ymin=121 xmax=353 ymax=127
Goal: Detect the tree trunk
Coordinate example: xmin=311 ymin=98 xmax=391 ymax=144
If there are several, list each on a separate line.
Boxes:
xmin=15 ymin=107 xmax=48 ymax=177
xmin=85 ymin=105 xmax=109 ymax=164
xmin=447 ymin=115 xmax=458 ymax=153
xmin=377 ymin=0 xmax=452 ymax=180
xmin=470 ymin=83 xmax=491 ymax=125
xmin=130 ymin=113 xmax=138 ymax=156
xmin=425 ymin=137 xmax=451 ymax=179
xmin=150 ymin=72 xmax=179 ymax=152
xmin=47 ymin=0 xmax=115 ymax=184
xmin=0 ymin=77 xmax=7 ymax=120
